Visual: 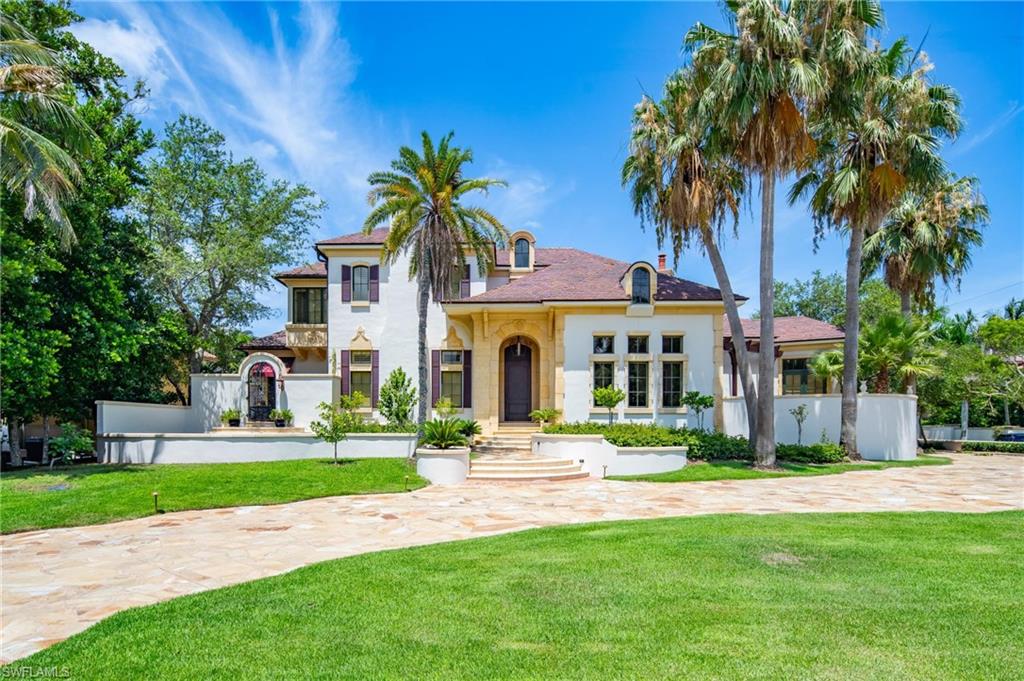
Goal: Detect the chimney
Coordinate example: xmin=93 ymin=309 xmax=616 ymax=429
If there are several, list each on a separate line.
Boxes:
xmin=657 ymin=253 xmax=674 ymax=276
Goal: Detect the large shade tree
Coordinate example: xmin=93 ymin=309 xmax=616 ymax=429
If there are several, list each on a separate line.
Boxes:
xmin=622 ymin=68 xmax=758 ymax=442
xmin=791 ymin=39 xmax=961 ymax=458
xmin=0 ymin=9 xmax=93 ymax=246
xmin=363 ymin=132 xmax=508 ymax=427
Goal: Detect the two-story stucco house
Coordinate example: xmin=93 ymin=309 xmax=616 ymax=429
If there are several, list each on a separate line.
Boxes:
xmin=238 ymin=227 xmax=742 ymax=435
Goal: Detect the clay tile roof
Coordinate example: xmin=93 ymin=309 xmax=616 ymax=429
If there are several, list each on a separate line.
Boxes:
xmin=275 ymin=261 xmax=326 ymax=279
xmin=239 ymin=329 xmax=287 ymax=351
xmin=317 ymin=227 xmax=390 ymax=246
xmin=450 ymin=248 xmax=732 ymax=304
xmin=723 ymin=315 xmax=845 ymax=343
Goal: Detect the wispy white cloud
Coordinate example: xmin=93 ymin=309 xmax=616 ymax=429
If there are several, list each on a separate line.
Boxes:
xmin=481 ymin=159 xmax=575 ymax=234
xmin=952 ymin=101 xmax=1024 ymax=157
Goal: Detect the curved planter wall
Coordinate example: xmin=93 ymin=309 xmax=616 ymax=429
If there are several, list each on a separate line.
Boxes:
xmin=415 ymin=447 xmax=470 ymax=484
xmin=532 ymin=434 xmax=686 ymax=477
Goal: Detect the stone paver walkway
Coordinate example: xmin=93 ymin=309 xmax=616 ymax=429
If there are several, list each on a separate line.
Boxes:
xmin=2 ymin=454 xmax=1022 ymax=662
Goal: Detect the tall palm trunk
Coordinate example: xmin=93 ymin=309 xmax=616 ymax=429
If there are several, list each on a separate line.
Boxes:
xmin=841 ymin=221 xmax=865 ymax=459
xmin=899 ymin=290 xmax=912 ymax=319
xmin=416 ymin=249 xmax=431 ymax=432
xmin=704 ymin=234 xmax=758 ymax=441
xmin=754 ymin=173 xmax=776 ymax=467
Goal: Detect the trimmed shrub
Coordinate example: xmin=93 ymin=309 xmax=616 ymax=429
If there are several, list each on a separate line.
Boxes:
xmin=345 ymin=421 xmax=417 ymax=434
xmin=543 ymin=422 xmax=688 ymax=448
xmin=960 ymin=440 xmax=1024 ymax=454
xmin=685 ymin=432 xmax=753 ymax=461
xmin=776 ymin=442 xmax=845 ymax=464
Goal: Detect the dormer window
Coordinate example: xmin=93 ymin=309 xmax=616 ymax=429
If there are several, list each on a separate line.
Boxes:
xmin=631 ymin=268 xmax=651 ymax=304
xmin=514 ymin=239 xmax=530 ymax=268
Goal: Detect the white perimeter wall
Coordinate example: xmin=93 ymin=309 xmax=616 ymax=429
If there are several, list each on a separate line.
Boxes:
xmin=326 ymin=250 xmax=479 ymax=418
xmin=722 ymin=393 xmax=918 ymax=460
xmin=96 ymin=401 xmax=196 ymax=433
xmin=562 ymin=312 xmax=716 ymax=428
xmin=97 ymin=433 xmax=417 ymax=464
xmin=532 ymin=434 xmax=687 ymax=477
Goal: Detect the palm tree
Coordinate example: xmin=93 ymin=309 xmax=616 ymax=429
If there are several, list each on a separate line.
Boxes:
xmin=363 ymin=132 xmax=507 ymax=426
xmin=791 ymin=40 xmax=961 ymax=458
xmin=809 ymin=349 xmax=844 ymax=390
xmin=858 ymin=313 xmax=940 ymax=394
xmin=685 ymin=0 xmax=840 ymax=467
xmin=622 ymin=68 xmax=759 ymax=443
xmin=1004 ymin=298 xmax=1024 ymax=321
xmin=863 ymin=175 xmax=988 ymax=318
xmin=0 ymin=12 xmax=93 ymax=246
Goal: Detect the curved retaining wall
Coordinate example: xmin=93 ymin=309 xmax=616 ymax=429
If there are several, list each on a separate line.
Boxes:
xmin=532 ymin=434 xmax=687 ymax=477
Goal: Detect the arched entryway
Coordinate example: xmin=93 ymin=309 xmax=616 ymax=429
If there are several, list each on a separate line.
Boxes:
xmin=500 ymin=335 xmax=539 ymax=422
xmin=247 ymin=361 xmax=277 ymax=421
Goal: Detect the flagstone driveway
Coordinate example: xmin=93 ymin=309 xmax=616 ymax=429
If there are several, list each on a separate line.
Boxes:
xmin=2 ymin=453 xmax=1021 ymax=663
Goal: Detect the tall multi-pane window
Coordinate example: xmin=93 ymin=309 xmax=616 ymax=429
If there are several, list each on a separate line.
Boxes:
xmin=292 ymin=288 xmax=326 ymax=324
xmin=592 ymin=361 xmax=614 ymax=406
xmin=627 ymin=334 xmax=649 ymax=354
xmin=627 ymin=362 xmax=649 ymax=408
xmin=440 ymin=350 xmax=464 ymax=407
xmin=593 ymin=335 xmax=615 ymax=354
xmin=662 ymin=335 xmax=683 ymax=354
xmin=662 ymin=362 xmax=683 ymax=408
xmin=349 ymin=350 xmax=372 ymax=399
xmin=631 ymin=268 xmax=651 ymax=304
xmin=514 ymin=238 xmax=530 ymax=268
xmin=782 ymin=358 xmax=827 ymax=395
xmin=352 ymin=265 xmax=370 ymax=302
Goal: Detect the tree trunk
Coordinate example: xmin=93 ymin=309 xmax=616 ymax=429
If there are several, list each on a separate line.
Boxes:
xmin=704 ymin=234 xmax=758 ymax=442
xmin=1005 ymin=399 xmax=1011 ymax=426
xmin=187 ymin=349 xmax=203 ymax=406
xmin=841 ymin=221 xmax=865 ymax=460
xmin=416 ymin=250 xmax=431 ymax=432
xmin=41 ymin=415 xmax=50 ymax=464
xmin=754 ymin=172 xmax=776 ymax=468
xmin=900 ymin=289 xmax=912 ymax=319
xmin=960 ymin=399 xmax=969 ymax=440
xmin=9 ymin=418 xmax=22 ymax=466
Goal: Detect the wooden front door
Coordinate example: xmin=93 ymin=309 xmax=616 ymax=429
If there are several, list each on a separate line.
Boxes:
xmin=504 ymin=344 xmax=532 ymax=421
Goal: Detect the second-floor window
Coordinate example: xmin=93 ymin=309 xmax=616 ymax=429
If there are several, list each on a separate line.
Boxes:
xmin=352 ymin=265 xmax=370 ymax=302
xmin=514 ymin=238 xmax=530 ymax=268
xmin=293 ymin=288 xmax=325 ymax=324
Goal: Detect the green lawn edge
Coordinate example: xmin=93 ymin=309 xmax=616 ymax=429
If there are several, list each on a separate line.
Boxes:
xmin=608 ymin=455 xmax=951 ymax=482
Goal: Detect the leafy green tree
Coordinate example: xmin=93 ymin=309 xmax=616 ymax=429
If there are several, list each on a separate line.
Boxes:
xmin=378 ymin=368 xmax=416 ymax=425
xmin=772 ymin=270 xmax=846 ymax=326
xmin=918 ymin=342 xmax=1008 ymax=427
xmin=789 ymin=404 xmax=808 ymax=445
xmin=858 ymin=314 xmax=940 ymax=394
xmin=309 ymin=401 xmax=349 ymax=465
xmin=622 ymin=68 xmax=757 ymax=443
xmin=593 ymin=386 xmax=625 ymax=424
xmin=0 ymin=7 xmax=93 ymax=245
xmin=136 ymin=115 xmax=323 ymax=384
xmin=681 ymin=391 xmax=714 ymax=431
xmin=364 ymin=132 xmax=507 ymax=427
xmin=977 ymin=316 xmax=1024 ymax=425
xmin=792 ymin=39 xmax=961 ymax=458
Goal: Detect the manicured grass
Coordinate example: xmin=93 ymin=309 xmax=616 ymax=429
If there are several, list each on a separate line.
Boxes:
xmin=610 ymin=455 xmax=950 ymax=482
xmin=0 ymin=458 xmax=425 ymax=534
xmin=14 ymin=512 xmax=1021 ymax=679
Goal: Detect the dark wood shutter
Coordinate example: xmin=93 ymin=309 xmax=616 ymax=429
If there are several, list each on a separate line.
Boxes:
xmin=340 ymin=350 xmax=350 ymax=395
xmin=369 ymin=265 xmax=380 ymax=302
xmin=459 ymin=264 xmax=470 ymax=299
xmin=371 ymin=350 xmax=380 ymax=407
xmin=341 ymin=265 xmax=351 ymax=303
xmin=462 ymin=350 xmax=472 ymax=408
xmin=431 ymin=350 xmax=441 ymax=409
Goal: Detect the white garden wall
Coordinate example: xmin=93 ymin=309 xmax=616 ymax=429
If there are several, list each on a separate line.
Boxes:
xmin=561 ymin=312 xmax=717 ymax=428
xmin=97 ymin=432 xmax=417 ymax=464
xmin=96 ymin=401 xmax=197 ymax=433
xmin=922 ymin=425 xmax=994 ymax=442
xmin=722 ymin=393 xmax=918 ymax=460
xmin=532 ymin=434 xmax=687 ymax=477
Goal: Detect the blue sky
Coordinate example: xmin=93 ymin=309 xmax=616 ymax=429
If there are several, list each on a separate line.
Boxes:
xmin=73 ymin=1 xmax=1023 ymax=336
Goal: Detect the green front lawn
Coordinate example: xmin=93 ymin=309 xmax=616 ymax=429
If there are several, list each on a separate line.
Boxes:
xmin=15 ymin=512 xmax=1021 ymax=679
xmin=1 ymin=458 xmax=425 ymax=534
xmin=610 ymin=455 xmax=950 ymax=482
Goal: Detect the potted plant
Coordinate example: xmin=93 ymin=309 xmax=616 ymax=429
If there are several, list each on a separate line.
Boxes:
xmin=220 ymin=408 xmax=241 ymax=427
xmin=529 ymin=408 xmax=561 ymax=428
xmin=269 ymin=408 xmax=293 ymax=428
xmin=415 ymin=417 xmax=470 ymax=484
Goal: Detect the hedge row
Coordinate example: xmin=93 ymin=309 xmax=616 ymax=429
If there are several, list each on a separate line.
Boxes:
xmin=960 ymin=440 xmax=1024 ymax=454
xmin=541 ymin=423 xmax=843 ymax=464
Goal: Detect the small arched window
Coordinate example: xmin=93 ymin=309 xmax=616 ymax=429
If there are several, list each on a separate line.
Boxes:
xmin=352 ymin=265 xmax=370 ymax=301
xmin=631 ymin=268 xmax=651 ymax=304
xmin=514 ymin=238 xmax=530 ymax=268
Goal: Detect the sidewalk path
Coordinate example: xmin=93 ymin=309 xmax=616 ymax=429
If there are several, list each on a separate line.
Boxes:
xmin=2 ymin=454 xmax=1021 ymax=662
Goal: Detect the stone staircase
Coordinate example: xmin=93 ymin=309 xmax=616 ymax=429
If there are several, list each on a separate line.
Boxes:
xmin=469 ymin=425 xmax=588 ymax=482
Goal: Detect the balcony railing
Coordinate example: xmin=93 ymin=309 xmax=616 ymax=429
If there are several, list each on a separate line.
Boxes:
xmin=286 ymin=323 xmax=327 ymax=360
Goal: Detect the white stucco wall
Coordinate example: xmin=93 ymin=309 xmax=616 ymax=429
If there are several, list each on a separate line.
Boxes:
xmin=277 ymin=375 xmax=339 ymax=428
xmin=326 ymin=250 xmax=479 ymax=417
xmin=561 ymin=312 xmax=716 ymax=428
xmin=532 ymin=434 xmax=687 ymax=476
xmin=97 ymin=432 xmax=417 ymax=464
xmin=96 ymin=401 xmax=197 ymax=434
xmin=722 ymin=393 xmax=918 ymax=460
